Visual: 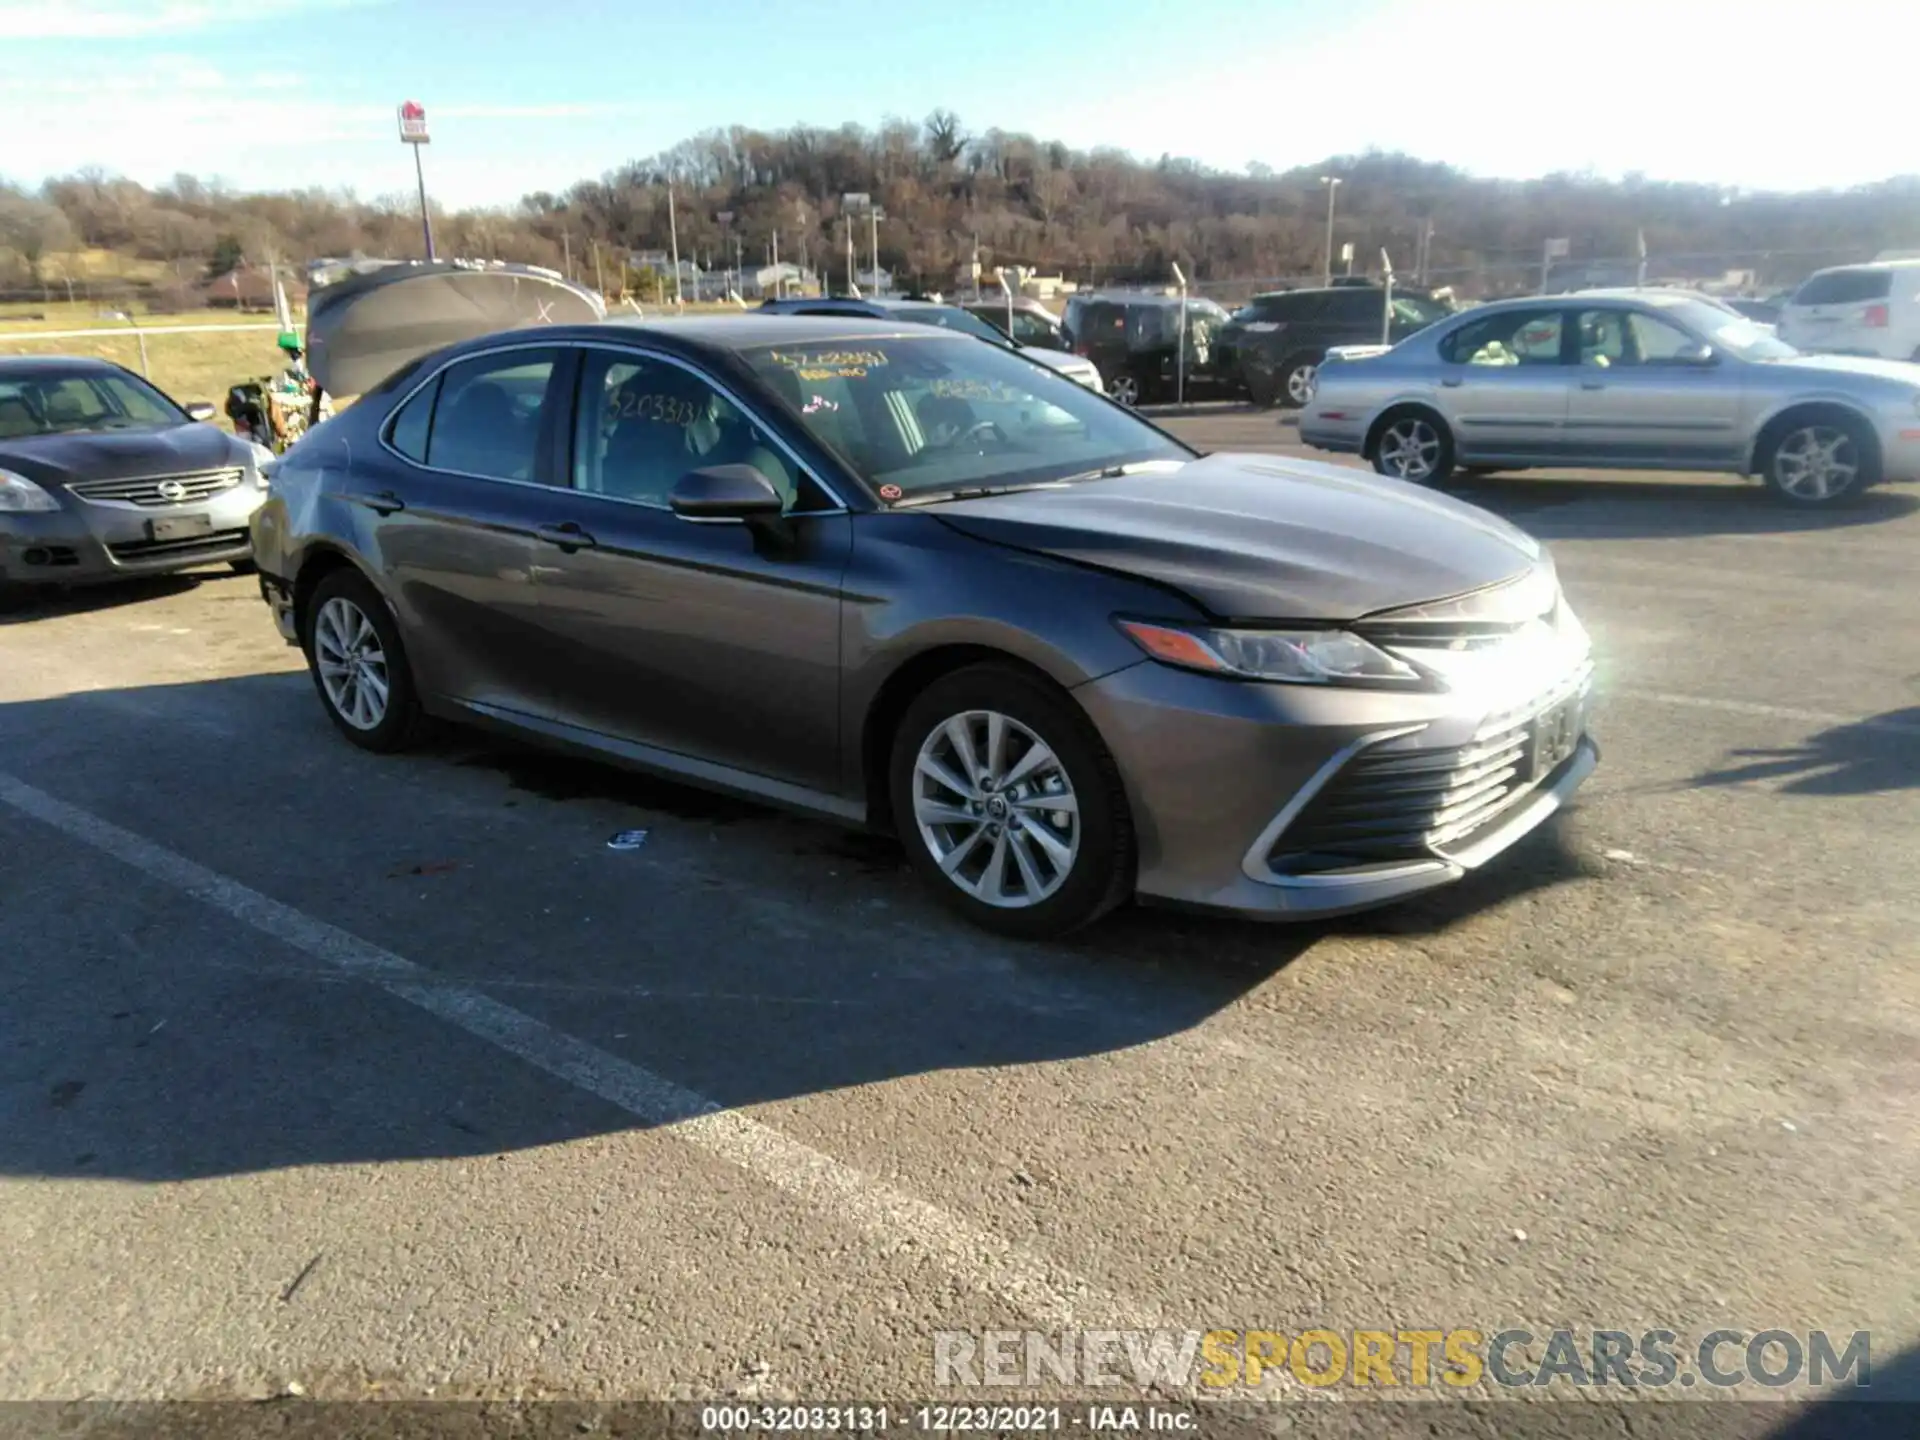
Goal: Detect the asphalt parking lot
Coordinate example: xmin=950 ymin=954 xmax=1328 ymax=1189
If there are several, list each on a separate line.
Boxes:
xmin=2 ymin=407 xmax=1916 ymax=1424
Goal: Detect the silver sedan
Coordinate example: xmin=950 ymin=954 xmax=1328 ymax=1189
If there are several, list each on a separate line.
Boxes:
xmin=1299 ymin=290 xmax=1920 ymax=505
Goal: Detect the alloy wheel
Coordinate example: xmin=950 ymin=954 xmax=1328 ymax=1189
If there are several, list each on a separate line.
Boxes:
xmin=1772 ymin=425 xmax=1859 ymax=502
xmin=1109 ymin=374 xmax=1140 ymax=407
xmin=911 ymin=709 xmax=1080 ymax=909
xmin=313 ymin=595 xmax=390 ymax=731
xmin=1376 ymin=417 xmax=1442 ymax=481
xmin=1286 ymin=362 xmax=1318 ymax=405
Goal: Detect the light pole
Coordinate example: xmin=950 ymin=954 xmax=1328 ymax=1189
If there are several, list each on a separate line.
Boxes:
xmin=1319 ymin=175 xmax=1342 ymax=288
xmin=869 ymin=205 xmax=884 ymax=295
xmin=666 ymin=174 xmax=683 ymax=308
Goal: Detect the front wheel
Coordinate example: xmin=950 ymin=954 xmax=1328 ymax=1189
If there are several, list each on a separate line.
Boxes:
xmin=301 ymin=567 xmax=429 ymax=752
xmin=1370 ymin=410 xmax=1456 ymax=486
xmin=1761 ymin=415 xmax=1876 ymax=506
xmin=888 ymin=665 xmax=1134 ymax=940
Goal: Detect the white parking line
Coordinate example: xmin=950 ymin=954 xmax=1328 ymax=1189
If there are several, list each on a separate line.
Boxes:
xmin=0 ymin=769 xmax=1155 ymax=1334
xmin=1614 ymin=689 xmax=1920 ymax=736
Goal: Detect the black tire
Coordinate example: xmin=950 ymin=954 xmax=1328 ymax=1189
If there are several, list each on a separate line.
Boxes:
xmin=229 ymin=557 xmax=258 ymax=575
xmin=1758 ymin=411 xmax=1878 ymax=507
xmin=1107 ymin=371 xmax=1144 ymax=408
xmin=1369 ymin=407 xmax=1457 ymax=487
xmin=1243 ymin=362 xmax=1280 ymax=409
xmin=300 ymin=566 xmax=430 ymax=752
xmin=887 ymin=663 xmax=1134 ymax=940
xmin=1275 ymin=353 xmax=1322 ymax=410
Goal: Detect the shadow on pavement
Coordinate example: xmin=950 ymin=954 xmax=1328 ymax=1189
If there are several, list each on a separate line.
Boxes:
xmin=1688 ymin=707 xmax=1920 ymax=797
xmin=0 ymin=570 xmax=219 ymax=624
xmin=1449 ymin=475 xmax=1920 ymax=539
xmin=0 ymin=673 xmax=1592 ymax=1184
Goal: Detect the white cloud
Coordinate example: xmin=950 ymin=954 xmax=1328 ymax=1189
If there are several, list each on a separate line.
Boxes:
xmin=0 ymin=0 xmax=375 ymax=39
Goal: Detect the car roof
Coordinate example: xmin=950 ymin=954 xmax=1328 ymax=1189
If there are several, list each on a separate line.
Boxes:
xmin=0 ymin=354 xmax=126 ymax=379
xmin=1806 ymin=258 xmax=1920 ymax=275
xmin=550 ymin=314 xmax=967 ymax=350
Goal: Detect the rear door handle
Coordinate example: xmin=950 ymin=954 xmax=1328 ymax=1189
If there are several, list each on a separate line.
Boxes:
xmin=1579 ymin=379 xmax=1607 ymax=390
xmin=363 ymin=489 xmax=405 ymax=515
xmin=1440 ymin=377 xmax=1463 ymax=388
xmin=534 ymin=521 xmax=597 ymax=552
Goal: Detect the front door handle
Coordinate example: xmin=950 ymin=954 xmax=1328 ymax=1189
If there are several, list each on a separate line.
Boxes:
xmin=534 ymin=521 xmax=597 ymax=552
xmin=1440 ymin=377 xmax=1463 ymax=388
xmin=1579 ymin=379 xmax=1607 ymax=390
xmin=363 ymin=489 xmax=406 ymax=515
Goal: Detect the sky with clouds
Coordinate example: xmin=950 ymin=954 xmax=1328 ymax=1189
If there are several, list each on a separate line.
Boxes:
xmin=1 ymin=0 xmax=1909 ymax=210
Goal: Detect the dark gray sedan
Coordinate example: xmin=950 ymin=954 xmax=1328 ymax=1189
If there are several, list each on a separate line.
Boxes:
xmin=252 ymin=315 xmax=1597 ymax=938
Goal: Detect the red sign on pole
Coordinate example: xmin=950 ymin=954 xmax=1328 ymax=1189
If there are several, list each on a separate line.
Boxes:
xmin=397 ymin=100 xmax=430 ymax=145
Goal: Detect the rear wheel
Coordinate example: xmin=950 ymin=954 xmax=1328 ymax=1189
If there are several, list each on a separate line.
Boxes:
xmin=1370 ymin=409 xmax=1456 ymax=486
xmin=1760 ymin=414 xmax=1875 ymax=506
xmin=1278 ymin=353 xmax=1321 ymax=409
xmin=301 ymin=567 xmax=429 ymax=752
xmin=888 ymin=664 xmax=1133 ymax=940
xmin=1107 ymin=372 xmax=1142 ymax=407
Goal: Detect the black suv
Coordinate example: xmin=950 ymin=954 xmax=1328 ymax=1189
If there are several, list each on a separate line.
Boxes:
xmin=1219 ymin=283 xmax=1455 ymax=409
xmin=1059 ymin=292 xmax=1235 ymax=407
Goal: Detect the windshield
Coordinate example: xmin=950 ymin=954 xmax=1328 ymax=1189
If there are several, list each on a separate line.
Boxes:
xmin=1657 ymin=297 xmax=1799 ymax=360
xmin=0 ymin=369 xmax=186 ymax=437
xmin=1390 ymin=294 xmax=1453 ymax=328
xmin=746 ymin=334 xmax=1192 ymax=501
xmin=897 ymin=305 xmax=1019 ymax=348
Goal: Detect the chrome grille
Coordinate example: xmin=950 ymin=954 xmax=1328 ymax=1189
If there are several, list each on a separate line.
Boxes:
xmin=69 ymin=468 xmax=244 ymax=508
xmin=107 ymin=528 xmax=251 ymax=563
xmin=1269 ymin=670 xmax=1591 ymax=874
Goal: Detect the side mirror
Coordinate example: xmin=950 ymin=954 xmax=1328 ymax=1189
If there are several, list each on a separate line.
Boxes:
xmin=669 ymin=464 xmax=784 ymax=521
xmin=1674 ymin=342 xmax=1716 ymax=365
xmin=185 ymin=401 xmax=217 ymax=422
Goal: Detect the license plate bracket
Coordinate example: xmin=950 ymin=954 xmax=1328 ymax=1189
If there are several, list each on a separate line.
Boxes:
xmin=147 ymin=514 xmax=212 ymax=542
xmin=1527 ymin=689 xmax=1587 ymax=783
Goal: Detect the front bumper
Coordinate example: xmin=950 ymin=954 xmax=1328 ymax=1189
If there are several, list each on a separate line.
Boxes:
xmin=1 ymin=487 xmax=264 ymax=587
xmin=1078 ymin=657 xmax=1598 ymax=920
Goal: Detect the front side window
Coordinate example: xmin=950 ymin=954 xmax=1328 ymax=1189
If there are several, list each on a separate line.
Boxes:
xmin=1626 ymin=311 xmax=1704 ymax=364
xmin=745 ymin=334 xmax=1191 ymax=502
xmin=574 ymin=351 xmax=800 ymax=510
xmin=423 ymin=349 xmax=561 ymax=482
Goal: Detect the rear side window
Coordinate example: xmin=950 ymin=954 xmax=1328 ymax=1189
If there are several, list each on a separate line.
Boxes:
xmin=1792 ymin=269 xmax=1892 ymax=306
xmin=387 ymin=375 xmax=439 ymax=461
xmin=1329 ymin=290 xmax=1382 ymax=323
xmin=422 ymin=349 xmax=562 ymax=482
xmin=1441 ymin=309 xmax=1566 ymax=366
xmin=1266 ymin=293 xmax=1322 ymax=320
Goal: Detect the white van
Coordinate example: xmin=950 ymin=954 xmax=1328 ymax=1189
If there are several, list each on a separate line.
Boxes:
xmin=1776 ymin=259 xmax=1920 ymax=362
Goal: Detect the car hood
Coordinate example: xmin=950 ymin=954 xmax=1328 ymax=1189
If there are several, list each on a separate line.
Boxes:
xmin=931 ymin=452 xmax=1542 ymax=621
xmin=1025 ymin=348 xmax=1097 ymax=376
xmin=0 ymin=421 xmax=247 ymax=487
xmin=1768 ymin=352 xmax=1920 ymax=388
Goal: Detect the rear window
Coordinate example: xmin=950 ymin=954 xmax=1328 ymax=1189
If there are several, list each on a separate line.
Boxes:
xmin=1255 ymin=293 xmax=1321 ymax=320
xmin=1791 ymin=269 xmax=1893 ymax=306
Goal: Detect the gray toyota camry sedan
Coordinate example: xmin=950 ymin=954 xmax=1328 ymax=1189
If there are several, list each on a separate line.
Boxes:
xmin=252 ymin=314 xmax=1597 ymax=938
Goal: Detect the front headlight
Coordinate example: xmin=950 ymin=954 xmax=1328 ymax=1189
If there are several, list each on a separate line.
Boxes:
xmin=0 ymin=468 xmax=61 ymax=513
xmin=1117 ymin=619 xmax=1420 ymax=684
